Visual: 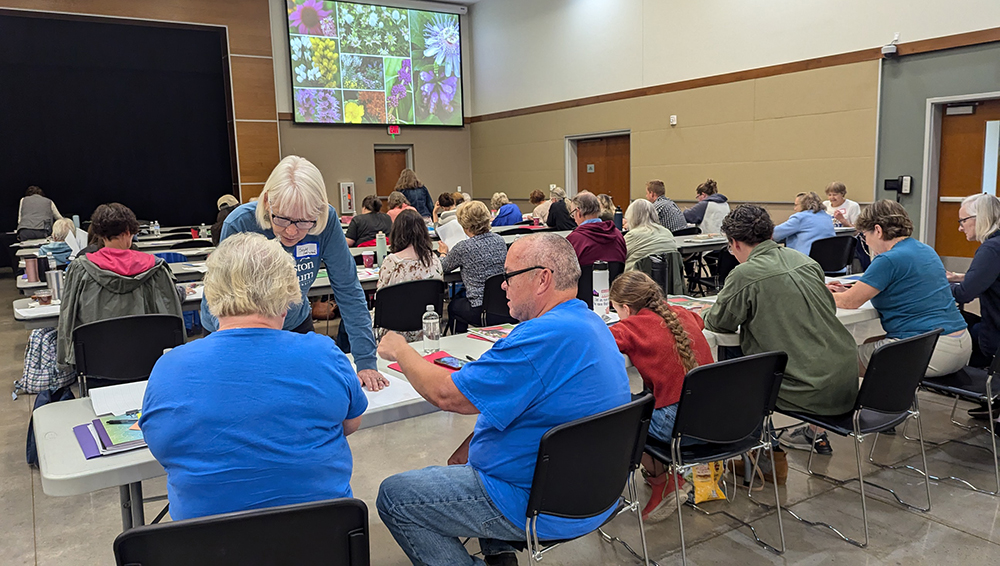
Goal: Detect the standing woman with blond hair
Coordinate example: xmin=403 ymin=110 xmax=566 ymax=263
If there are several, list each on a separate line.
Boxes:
xmin=948 ymin=193 xmax=1000 ymax=368
xmin=394 ymin=168 xmax=434 ymax=218
xmin=203 ymin=155 xmax=389 ymax=391
xmin=609 ymin=271 xmax=714 ymax=522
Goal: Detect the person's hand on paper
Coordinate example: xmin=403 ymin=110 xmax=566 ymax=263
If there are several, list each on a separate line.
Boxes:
xmin=437 ymin=241 xmax=449 ymax=256
xmin=826 ymin=282 xmax=851 ymax=293
xmin=377 ymin=331 xmax=409 ymax=363
xmin=358 ymin=368 xmax=389 ymax=391
xmin=946 ymin=271 xmax=965 ymax=283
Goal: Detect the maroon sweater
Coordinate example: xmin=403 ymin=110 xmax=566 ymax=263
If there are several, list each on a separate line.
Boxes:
xmin=566 ymin=220 xmax=626 ymax=266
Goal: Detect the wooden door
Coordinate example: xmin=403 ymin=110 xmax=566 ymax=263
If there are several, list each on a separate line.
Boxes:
xmin=576 ymin=135 xmax=630 ymax=210
xmin=374 ymin=149 xmax=408 ymax=197
xmin=935 ymin=99 xmax=1000 ymax=258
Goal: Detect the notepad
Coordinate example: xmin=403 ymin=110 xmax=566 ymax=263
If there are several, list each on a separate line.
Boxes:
xmin=90 ymin=381 xmax=147 ymax=416
xmin=364 ymin=374 xmax=424 ymax=412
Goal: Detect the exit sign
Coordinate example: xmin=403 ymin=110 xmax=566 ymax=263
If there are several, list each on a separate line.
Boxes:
xmin=387 ymin=125 xmax=401 ymax=137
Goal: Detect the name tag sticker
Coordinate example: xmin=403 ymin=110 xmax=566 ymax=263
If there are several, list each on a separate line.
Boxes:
xmin=295 ymin=243 xmax=318 ymax=258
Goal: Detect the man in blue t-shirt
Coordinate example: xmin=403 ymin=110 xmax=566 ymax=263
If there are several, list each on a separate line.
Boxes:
xmin=376 ymin=233 xmax=631 ymax=566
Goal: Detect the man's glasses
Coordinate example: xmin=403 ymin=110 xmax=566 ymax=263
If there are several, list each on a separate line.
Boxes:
xmin=502 ymin=265 xmax=548 ymax=285
xmin=270 ymin=206 xmax=317 ymax=231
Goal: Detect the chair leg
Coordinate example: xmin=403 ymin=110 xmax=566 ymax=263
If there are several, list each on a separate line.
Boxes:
xmin=767 ymin=442 xmax=786 ymax=554
xmin=852 ymin=420 xmax=871 ymax=548
xmin=671 ymin=441 xmax=687 ymax=566
xmin=631 ymin=473 xmax=651 ymax=566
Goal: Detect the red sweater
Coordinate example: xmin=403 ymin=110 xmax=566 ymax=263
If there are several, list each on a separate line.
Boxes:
xmin=610 ymin=306 xmax=714 ymax=408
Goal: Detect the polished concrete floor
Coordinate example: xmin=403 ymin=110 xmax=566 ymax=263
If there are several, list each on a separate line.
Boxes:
xmin=3 ymin=270 xmax=1000 ymax=565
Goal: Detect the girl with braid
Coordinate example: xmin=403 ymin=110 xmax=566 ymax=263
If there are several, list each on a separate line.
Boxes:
xmin=610 ymin=271 xmax=714 ymax=522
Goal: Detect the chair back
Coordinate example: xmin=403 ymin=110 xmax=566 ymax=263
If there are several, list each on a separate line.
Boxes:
xmin=480 ymin=273 xmax=517 ymax=326
xmin=73 ymin=314 xmax=185 ymax=384
xmin=809 ymin=236 xmax=856 ymax=273
xmin=114 ymin=498 xmax=369 ymax=566
xmin=373 ymin=279 xmax=445 ymax=332
xmin=170 ymin=239 xmax=210 ymax=250
xmin=576 ymin=261 xmax=625 ymax=308
xmin=856 ymin=329 xmax=942 ymax=414
xmin=153 ymin=252 xmax=189 ymax=264
xmin=526 ymin=393 xmax=655 ymax=519
xmin=671 ymin=226 xmax=700 ymax=237
xmin=672 ymin=352 xmax=788 ymax=444
xmin=635 ymin=251 xmax=684 ymax=296
xmin=500 ymin=227 xmax=537 ymax=235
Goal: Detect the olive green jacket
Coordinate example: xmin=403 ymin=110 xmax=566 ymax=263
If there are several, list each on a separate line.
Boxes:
xmin=703 ymin=241 xmax=858 ymax=415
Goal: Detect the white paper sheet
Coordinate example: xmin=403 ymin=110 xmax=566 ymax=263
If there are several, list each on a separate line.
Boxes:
xmin=91 ymin=381 xmax=148 ymax=416
xmin=436 ymin=219 xmax=468 ymax=251
xmin=364 ymin=373 xmax=424 ymax=412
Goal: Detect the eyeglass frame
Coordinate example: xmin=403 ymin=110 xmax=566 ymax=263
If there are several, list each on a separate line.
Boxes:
xmin=269 ymin=206 xmax=318 ymax=231
xmin=502 ymin=265 xmax=549 ymax=285
xmin=958 ymin=214 xmax=977 ymax=227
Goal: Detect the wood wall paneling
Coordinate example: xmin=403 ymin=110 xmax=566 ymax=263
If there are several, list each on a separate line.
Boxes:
xmin=231 ymin=56 xmax=278 ymax=120
xmin=236 ymin=121 xmax=281 ymax=184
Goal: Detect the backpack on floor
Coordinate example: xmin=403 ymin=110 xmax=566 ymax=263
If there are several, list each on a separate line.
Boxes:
xmin=15 ymin=328 xmax=76 ymax=395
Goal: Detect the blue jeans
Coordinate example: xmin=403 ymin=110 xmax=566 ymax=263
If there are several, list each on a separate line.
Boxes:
xmin=377 ymin=465 xmax=527 ymax=565
xmin=648 ymin=403 xmax=678 ymax=442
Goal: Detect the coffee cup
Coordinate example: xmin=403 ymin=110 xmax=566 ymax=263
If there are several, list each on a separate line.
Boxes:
xmin=533 ymin=217 xmax=540 ymax=227
xmin=34 ymin=289 xmax=53 ymax=306
xmin=362 ymin=251 xmax=375 ymax=268
xmin=25 ymin=257 xmax=39 ymax=282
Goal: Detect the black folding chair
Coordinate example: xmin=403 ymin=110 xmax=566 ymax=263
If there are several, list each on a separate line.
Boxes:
xmin=505 ymin=393 xmax=655 ymax=565
xmin=809 ymin=235 xmax=857 ymax=275
xmin=671 ymin=226 xmax=700 ymax=237
xmin=778 ymin=329 xmax=941 ymax=548
xmin=114 ymin=498 xmax=369 ymax=566
xmin=644 ymin=352 xmax=788 ymax=565
xmin=170 ymin=239 xmax=211 ymax=250
xmin=73 ymin=314 xmax=186 ymax=396
xmin=373 ymin=279 xmax=445 ymax=332
xmin=576 ymin=261 xmax=624 ymax=308
xmin=635 ymin=252 xmax=684 ymax=297
xmin=913 ymin=354 xmax=1000 ymax=495
xmin=479 ymin=273 xmax=517 ymax=326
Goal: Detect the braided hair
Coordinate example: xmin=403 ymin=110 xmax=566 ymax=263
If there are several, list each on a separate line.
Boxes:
xmin=610 ymin=271 xmax=699 ymax=373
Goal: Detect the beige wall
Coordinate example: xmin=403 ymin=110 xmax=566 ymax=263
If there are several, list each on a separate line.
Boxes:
xmin=278 ymin=122 xmax=473 ymax=206
xmin=471 ymin=60 xmax=880 ymax=208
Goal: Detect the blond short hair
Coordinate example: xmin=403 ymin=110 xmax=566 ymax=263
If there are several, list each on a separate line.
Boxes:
xmin=255 ymin=156 xmax=330 ymax=235
xmin=795 ymin=191 xmax=826 ymax=213
xmin=490 ymin=192 xmax=510 ymax=210
xmin=456 ymin=200 xmax=492 ymax=236
xmin=204 ymin=233 xmax=302 ymax=319
xmin=825 ymin=182 xmax=847 ymax=197
xmin=51 ymin=218 xmax=75 ymax=241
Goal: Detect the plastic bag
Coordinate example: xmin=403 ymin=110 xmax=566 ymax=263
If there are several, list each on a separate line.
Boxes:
xmin=691 ymin=461 xmax=727 ymax=503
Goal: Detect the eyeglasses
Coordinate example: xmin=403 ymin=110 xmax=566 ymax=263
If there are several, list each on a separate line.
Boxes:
xmin=958 ymin=215 xmax=976 ymax=226
xmin=270 ymin=206 xmax=317 ymax=231
xmin=502 ymin=265 xmax=548 ymax=285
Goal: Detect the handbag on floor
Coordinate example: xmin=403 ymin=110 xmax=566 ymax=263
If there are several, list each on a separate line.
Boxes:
xmin=15 ymin=327 xmax=76 ymax=395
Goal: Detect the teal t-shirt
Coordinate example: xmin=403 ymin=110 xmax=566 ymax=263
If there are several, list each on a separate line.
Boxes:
xmin=452 ymin=300 xmax=631 ymax=539
xmin=860 ymin=237 xmax=965 ymax=339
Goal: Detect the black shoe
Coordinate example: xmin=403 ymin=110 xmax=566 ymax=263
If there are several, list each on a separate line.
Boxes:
xmin=484 ymin=553 xmax=519 ymax=566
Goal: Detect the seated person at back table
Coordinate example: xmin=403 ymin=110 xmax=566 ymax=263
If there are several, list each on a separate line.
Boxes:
xmin=376 ymin=209 xmax=444 ymax=342
xmin=545 ymin=186 xmax=576 ymax=231
xmin=432 ymin=191 xmax=458 ymax=228
xmin=57 ymin=203 xmax=182 ymax=370
xmin=490 ymin=192 xmax=523 ymax=227
xmin=529 ymin=189 xmax=550 ymax=223
xmin=39 ymin=218 xmax=76 ymax=266
xmin=622 ymin=198 xmax=677 ymax=272
xmin=438 ymin=201 xmax=508 ymax=333
xmin=376 ymin=233 xmax=631 ymax=566
xmin=387 ymin=190 xmax=417 ymax=223
xmin=823 ymin=181 xmax=861 ymax=227
xmin=566 ymin=191 xmax=626 ymax=266
xmin=345 ymin=195 xmax=393 ymax=247
xmin=610 ymin=271 xmax=713 ymax=521
xmin=948 ymin=193 xmax=1000 ymax=370
xmin=703 ymin=204 xmax=858 ymax=464
xmin=645 ymin=179 xmax=687 ymax=233
xmin=772 ymin=191 xmax=836 ymax=256
xmin=829 ymin=199 xmax=971 ymax=376
xmin=683 ymin=178 xmax=730 ymax=234
xmin=141 ymin=233 xmax=367 ymax=520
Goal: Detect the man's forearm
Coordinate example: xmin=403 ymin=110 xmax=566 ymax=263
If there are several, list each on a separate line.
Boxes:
xmin=395 ymin=346 xmax=454 ymax=408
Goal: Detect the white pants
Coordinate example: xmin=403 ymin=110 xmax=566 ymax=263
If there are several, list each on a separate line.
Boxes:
xmin=858 ymin=329 xmax=972 ymax=377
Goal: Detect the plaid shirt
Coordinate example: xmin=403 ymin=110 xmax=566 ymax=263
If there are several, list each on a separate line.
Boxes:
xmin=17 ymin=328 xmax=76 ymax=394
xmin=653 ymin=196 xmax=688 ymax=232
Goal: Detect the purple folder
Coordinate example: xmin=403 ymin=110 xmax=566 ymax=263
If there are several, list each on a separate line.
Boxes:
xmin=73 ymin=424 xmax=101 ymax=460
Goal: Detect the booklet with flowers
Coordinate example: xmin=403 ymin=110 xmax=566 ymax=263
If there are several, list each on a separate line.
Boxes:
xmin=468 ymin=324 xmax=516 ymax=343
xmin=666 ymin=296 xmax=716 ymax=312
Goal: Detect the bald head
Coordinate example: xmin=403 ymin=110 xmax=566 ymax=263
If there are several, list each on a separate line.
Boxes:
xmin=509 ymin=233 xmax=581 ymax=291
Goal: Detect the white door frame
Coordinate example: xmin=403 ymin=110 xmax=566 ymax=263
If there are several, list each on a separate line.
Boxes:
xmin=564 ymin=130 xmax=631 ymax=198
xmin=919 ymin=90 xmax=1000 ymax=244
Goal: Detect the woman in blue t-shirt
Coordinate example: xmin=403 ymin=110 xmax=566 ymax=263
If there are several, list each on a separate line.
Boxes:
xmin=141 ymin=233 xmax=368 ymax=520
xmin=828 ymin=200 xmax=971 ymax=376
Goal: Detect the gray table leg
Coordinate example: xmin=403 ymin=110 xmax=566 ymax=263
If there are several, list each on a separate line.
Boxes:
xmin=120 ymin=485 xmax=133 ymax=530
xmin=129 ymin=482 xmax=145 ymax=528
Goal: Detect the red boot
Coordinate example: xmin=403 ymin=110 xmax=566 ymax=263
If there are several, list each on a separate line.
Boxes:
xmin=642 ymin=473 xmax=688 ymax=523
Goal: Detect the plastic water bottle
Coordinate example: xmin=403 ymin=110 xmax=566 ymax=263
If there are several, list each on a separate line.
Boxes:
xmin=199 ymin=223 xmax=207 ymax=238
xmin=46 ymin=251 xmax=56 ymax=271
xmin=592 ymin=261 xmax=610 ymax=317
xmin=152 ymin=220 xmax=160 ymax=237
xmin=422 ymin=305 xmax=440 ymax=353
xmin=376 ymin=231 xmax=388 ymax=265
